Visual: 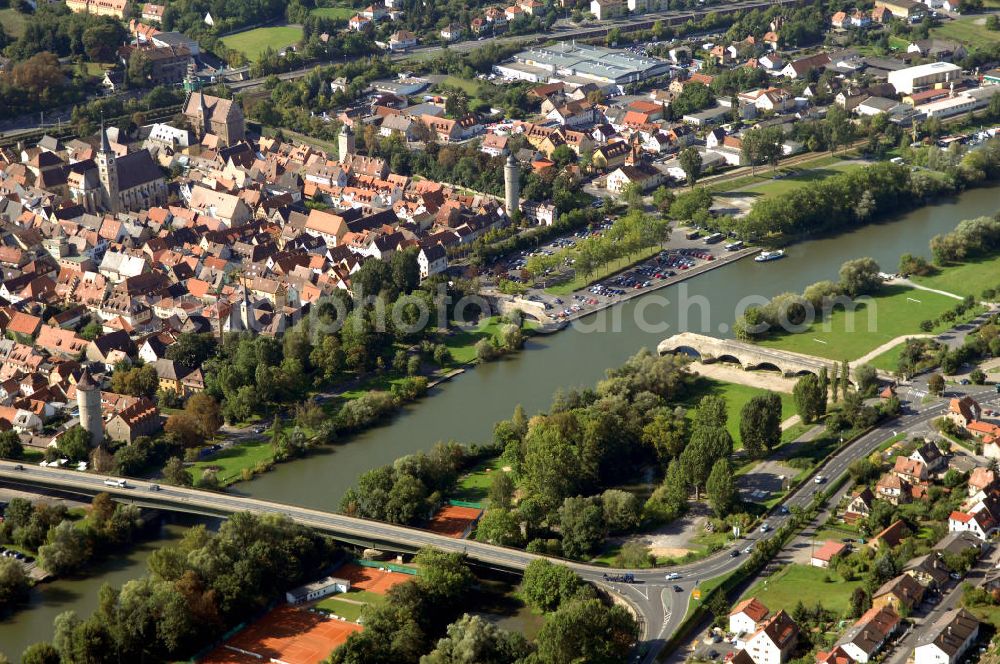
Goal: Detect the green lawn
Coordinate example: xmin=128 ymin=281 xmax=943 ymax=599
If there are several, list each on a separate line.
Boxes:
xmin=912 ymin=254 xmax=1000 ymax=300
xmin=443 ymin=317 xmax=509 ymax=364
xmin=741 ymin=564 xmax=862 ymax=616
xmin=720 ymin=161 xmax=864 ymax=200
xmin=868 ymin=340 xmax=911 ymax=373
xmin=315 ymin=597 xmax=365 ymax=621
xmin=756 ymin=284 xmax=960 ymax=362
xmin=311 ymin=6 xmax=356 ymax=19
xmin=221 ymin=25 xmax=304 ymax=61
xmin=931 ymin=16 xmax=1000 ymax=50
xmin=189 ymin=439 xmax=274 ymax=486
xmin=545 ymin=244 xmax=664 ymax=296
xmin=452 ymin=457 xmax=504 ymax=504
xmin=0 ymin=8 xmax=26 ymax=38
xmin=680 ymin=377 xmax=796 ymax=449
xmin=438 ymin=75 xmax=482 ymax=95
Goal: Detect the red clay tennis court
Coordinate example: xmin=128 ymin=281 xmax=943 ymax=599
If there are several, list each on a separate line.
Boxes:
xmin=200 ymin=606 xmax=361 ymax=664
xmin=336 ymin=563 xmax=413 ymax=595
xmin=425 ymin=505 xmax=483 ymax=538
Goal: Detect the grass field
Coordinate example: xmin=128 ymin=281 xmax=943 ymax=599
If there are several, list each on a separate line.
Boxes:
xmin=190 ymin=439 xmax=274 ymax=486
xmin=438 ymin=75 xmax=482 ymax=95
xmin=315 ymin=597 xmax=365 ymax=621
xmin=741 ymin=564 xmax=862 ymax=616
xmin=680 ymin=377 xmax=796 ymax=449
xmin=452 ymin=457 xmax=504 ymax=504
xmin=443 ymin=317 xmax=510 ymax=364
xmin=912 ymin=254 xmax=1000 ymax=300
xmin=222 ymin=25 xmax=303 ymax=61
xmin=0 ymin=8 xmax=26 ymax=38
xmin=756 ymin=284 xmax=960 ymax=362
xmin=719 ymin=161 xmax=864 ymax=200
xmin=311 ymin=6 xmax=355 ymax=19
xmin=931 ymin=16 xmax=1000 ymax=50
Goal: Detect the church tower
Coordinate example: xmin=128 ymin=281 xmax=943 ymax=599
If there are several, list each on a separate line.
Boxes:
xmin=95 ymin=123 xmax=120 ymax=215
xmin=198 ymin=91 xmax=212 ymax=138
xmin=338 ymin=124 xmax=355 ymax=162
xmin=504 ymin=154 xmax=520 ymax=216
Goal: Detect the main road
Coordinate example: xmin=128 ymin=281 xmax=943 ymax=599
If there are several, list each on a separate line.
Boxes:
xmin=2 ymin=385 xmax=995 ymax=663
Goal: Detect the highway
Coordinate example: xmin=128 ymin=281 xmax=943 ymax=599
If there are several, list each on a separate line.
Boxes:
xmin=2 ymin=385 xmax=997 ymax=663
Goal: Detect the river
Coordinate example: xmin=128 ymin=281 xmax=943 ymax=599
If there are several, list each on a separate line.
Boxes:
xmin=0 ymin=186 xmax=997 ymax=658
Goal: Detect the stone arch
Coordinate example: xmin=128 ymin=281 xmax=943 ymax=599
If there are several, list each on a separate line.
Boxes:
xmin=747 ymin=361 xmax=782 ymax=373
xmin=714 ymin=354 xmax=744 ymax=366
xmin=664 ymin=345 xmax=703 ymax=361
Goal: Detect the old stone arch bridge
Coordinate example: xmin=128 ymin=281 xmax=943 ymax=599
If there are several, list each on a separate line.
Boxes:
xmin=657 ymin=332 xmax=846 ymax=381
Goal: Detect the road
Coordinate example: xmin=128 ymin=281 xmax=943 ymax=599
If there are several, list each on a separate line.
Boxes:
xmin=3 ymin=384 xmax=997 ymax=663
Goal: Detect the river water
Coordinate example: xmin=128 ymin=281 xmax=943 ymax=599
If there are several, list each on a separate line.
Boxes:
xmin=0 ymin=186 xmax=998 ymax=658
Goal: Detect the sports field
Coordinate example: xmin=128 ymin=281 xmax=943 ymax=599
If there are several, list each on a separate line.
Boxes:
xmin=337 ymin=563 xmax=412 ymax=595
xmin=931 ymin=16 xmax=1000 ymax=50
xmin=200 ymin=606 xmax=360 ymax=664
xmin=221 ymin=25 xmax=303 ymax=62
xmin=718 ymin=161 xmax=865 ymax=200
xmin=425 ymin=505 xmax=483 ymax=538
xmin=755 ymin=285 xmax=959 ymax=361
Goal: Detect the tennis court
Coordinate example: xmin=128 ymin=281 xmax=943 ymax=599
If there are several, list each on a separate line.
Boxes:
xmin=425 ymin=505 xmax=483 ymax=538
xmin=337 ymin=563 xmax=412 ymax=595
xmin=200 ymin=606 xmax=361 ymax=664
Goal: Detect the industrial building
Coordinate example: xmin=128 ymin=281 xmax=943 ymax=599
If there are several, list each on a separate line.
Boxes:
xmin=887 ymin=61 xmax=962 ymax=95
xmin=494 ymin=42 xmax=671 ymax=90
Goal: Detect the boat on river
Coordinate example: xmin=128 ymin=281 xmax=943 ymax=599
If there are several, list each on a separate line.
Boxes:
xmin=755 ymin=249 xmax=785 ymax=262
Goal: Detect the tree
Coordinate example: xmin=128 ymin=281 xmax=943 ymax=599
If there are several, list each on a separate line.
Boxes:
xmin=680 ymin=426 xmax=733 ymax=499
xmin=487 ymin=471 xmax=515 ymax=510
xmin=600 ymin=489 xmax=641 ymax=534
xmin=127 ymin=49 xmax=153 ymax=87
xmin=642 ymin=408 xmax=689 ymax=465
xmin=558 ymin=496 xmax=605 ymax=560
xmin=38 ymin=521 xmax=91 ymax=576
xmin=110 ymin=364 xmax=158 ymax=397
xmin=421 ymin=614 xmax=531 ymax=664
xmin=928 ymin=373 xmax=945 ymax=396
xmin=694 ymin=395 xmax=728 ymax=429
xmin=185 ymin=393 xmax=223 ymax=440
xmin=793 ymin=374 xmax=826 ymax=424
xmin=839 ymin=257 xmax=882 ymax=297
xmin=533 ymin=599 xmax=638 ymax=664
xmin=971 ymin=368 xmax=986 ymax=385
xmin=740 ymin=393 xmax=782 ymax=459
xmin=20 ymin=643 xmax=60 ymax=664
xmin=166 ymin=333 xmax=217 ymax=371
xmin=163 ymin=457 xmax=193 ymax=486
xmin=0 ymin=556 xmax=30 ymax=609
xmin=706 ymin=458 xmax=736 ymax=517
xmin=57 ymin=426 xmax=91 ymax=462
xmin=520 ymin=559 xmax=590 ymax=612
xmin=679 ymin=147 xmax=702 ymax=187
xmin=0 ymin=430 xmax=23 ymax=459
xmin=475 ymin=508 xmax=522 ymax=547
xmin=165 ymin=412 xmax=203 ymax=448
xmin=830 ymin=362 xmax=840 ymax=404
xmin=854 ymin=364 xmax=879 ymax=397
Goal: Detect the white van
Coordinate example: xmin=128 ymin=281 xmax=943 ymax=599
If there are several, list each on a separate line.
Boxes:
xmin=103 ymin=479 xmax=127 ymax=488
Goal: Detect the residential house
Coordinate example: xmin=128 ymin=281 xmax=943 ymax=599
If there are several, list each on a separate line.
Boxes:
xmin=844 ymin=487 xmax=875 ymax=524
xmin=875 ymin=0 xmax=923 ymax=19
xmin=893 ymin=456 xmax=928 ymax=484
xmin=968 ymin=467 xmax=997 ymax=497
xmin=910 ymin=442 xmax=946 ymax=474
xmin=388 ymin=30 xmax=418 ymax=51
xmin=876 ymin=473 xmax=911 ymax=505
xmin=730 ymin=597 xmax=770 ymax=636
xmin=869 ymin=520 xmax=908 ymax=550
xmin=836 ymin=606 xmax=901 ymax=663
xmin=481 ymin=133 xmax=510 ymax=157
xmin=417 ymin=244 xmax=448 ymax=279
xmin=904 ymin=554 xmax=951 ymax=589
xmin=913 ymin=609 xmax=979 ymax=664
xmin=745 ymin=610 xmax=799 ymax=664
xmin=606 ymin=163 xmax=666 ymax=194
xmin=872 ymin=573 xmax=925 ymax=613
xmin=592 ymin=142 xmax=631 ymax=171
xmin=949 ymin=509 xmax=998 ymax=540
xmin=948 ymin=396 xmax=982 ymax=428
xmin=590 ymin=0 xmax=625 ymax=20
xmin=781 ymin=53 xmax=832 ymax=79
xmin=811 ymin=540 xmax=847 ymax=568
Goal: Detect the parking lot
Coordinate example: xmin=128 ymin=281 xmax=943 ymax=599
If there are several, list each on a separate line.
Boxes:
xmin=489 ymin=225 xmax=753 ymax=322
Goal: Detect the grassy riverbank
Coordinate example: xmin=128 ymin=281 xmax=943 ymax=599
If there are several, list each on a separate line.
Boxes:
xmin=755 ymin=284 xmax=963 ymax=362
xmin=912 ymin=254 xmax=1000 ymax=300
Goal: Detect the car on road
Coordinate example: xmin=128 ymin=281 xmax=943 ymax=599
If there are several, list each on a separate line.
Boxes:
xmin=950 ymin=572 xmax=962 ymax=580
xmin=814 ymin=475 xmax=825 ymax=484
xmin=673 ymin=585 xmax=683 ymax=592
xmin=759 ymin=523 xmax=770 ymax=533
xmin=778 ymin=505 xmax=789 ymax=514
xmin=148 ymin=484 xmax=161 ymax=492
xmin=12 ymin=464 xmax=23 ymax=471
xmin=743 ymin=544 xmax=753 ymax=554
xmin=665 ymin=572 xmax=681 ymax=580
xmin=730 ymin=550 xmax=740 ymax=557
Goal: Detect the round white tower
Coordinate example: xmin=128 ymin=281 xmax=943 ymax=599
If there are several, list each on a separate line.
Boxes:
xmin=76 ymin=369 xmax=104 ymax=447
xmin=504 ymin=154 xmax=520 ymax=217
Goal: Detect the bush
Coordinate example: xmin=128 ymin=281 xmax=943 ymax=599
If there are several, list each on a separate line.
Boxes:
xmin=335 ymin=391 xmax=401 ymax=432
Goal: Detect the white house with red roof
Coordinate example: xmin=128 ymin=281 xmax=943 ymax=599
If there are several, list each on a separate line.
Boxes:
xmin=730 ymin=597 xmax=770 ymax=636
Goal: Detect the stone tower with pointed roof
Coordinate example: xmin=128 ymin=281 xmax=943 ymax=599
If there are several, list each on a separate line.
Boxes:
xmin=76 ymin=368 xmax=104 ymax=446
xmin=95 ymin=123 xmax=120 ymax=215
